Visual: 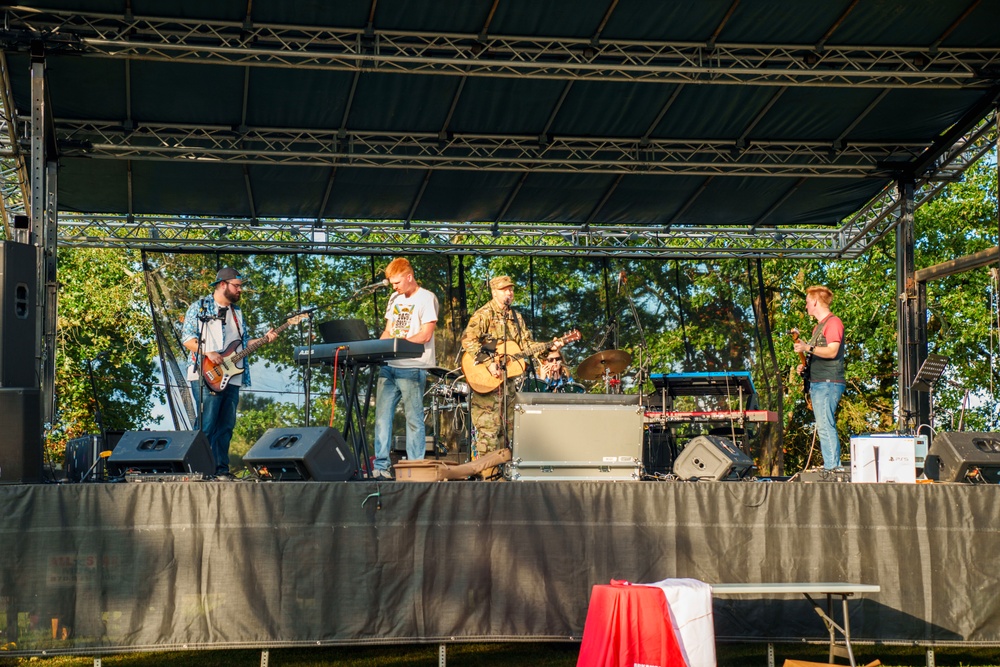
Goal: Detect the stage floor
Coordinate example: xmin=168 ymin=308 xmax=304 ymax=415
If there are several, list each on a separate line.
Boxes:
xmin=1 ymin=479 xmax=998 ymax=655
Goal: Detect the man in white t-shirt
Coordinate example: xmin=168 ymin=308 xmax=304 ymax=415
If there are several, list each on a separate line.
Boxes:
xmin=372 ymin=258 xmax=439 ymax=479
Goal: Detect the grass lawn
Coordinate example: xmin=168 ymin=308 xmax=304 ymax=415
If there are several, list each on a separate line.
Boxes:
xmin=1 ymin=642 xmax=1000 ymax=666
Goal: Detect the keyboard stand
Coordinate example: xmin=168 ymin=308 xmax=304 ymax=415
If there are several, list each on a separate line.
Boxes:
xmin=329 ymin=359 xmax=378 ymax=480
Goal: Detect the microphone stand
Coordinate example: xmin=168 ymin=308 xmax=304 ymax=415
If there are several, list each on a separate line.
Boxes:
xmin=85 ymin=356 xmax=108 ymax=481
xmin=302 ymin=315 xmax=314 ymax=426
xmin=194 ymin=300 xmax=226 ymax=430
xmin=622 ymin=290 xmax=649 ymax=407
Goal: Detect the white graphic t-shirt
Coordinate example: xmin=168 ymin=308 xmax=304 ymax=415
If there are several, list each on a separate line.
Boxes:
xmin=384 ymin=286 xmax=438 ymax=369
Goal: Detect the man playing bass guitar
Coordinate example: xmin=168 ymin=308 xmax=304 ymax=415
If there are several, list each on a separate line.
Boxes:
xmin=461 ymin=275 xmax=565 ymax=475
xmin=182 ymin=267 xmax=286 ymax=479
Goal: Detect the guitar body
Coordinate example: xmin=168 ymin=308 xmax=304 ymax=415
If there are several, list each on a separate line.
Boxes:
xmin=198 ymin=312 xmax=308 ymax=392
xmin=461 ymin=329 xmax=581 ymax=394
xmin=201 ymin=339 xmax=246 ymax=392
xmin=462 ymin=340 xmax=529 ymax=394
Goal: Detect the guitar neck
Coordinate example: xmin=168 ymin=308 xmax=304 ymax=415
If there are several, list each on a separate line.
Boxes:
xmin=228 ymin=318 xmax=294 ymax=362
xmin=514 ymin=341 xmax=551 ymax=361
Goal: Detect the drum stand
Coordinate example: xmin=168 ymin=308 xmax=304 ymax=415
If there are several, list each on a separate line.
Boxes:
xmin=428 ymin=387 xmax=448 ymax=460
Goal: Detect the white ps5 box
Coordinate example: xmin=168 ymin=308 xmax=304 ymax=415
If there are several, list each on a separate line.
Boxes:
xmin=850 ymin=435 xmax=917 ymax=483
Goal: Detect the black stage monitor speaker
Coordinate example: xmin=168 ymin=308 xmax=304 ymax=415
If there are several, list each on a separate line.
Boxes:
xmin=244 ymin=427 xmax=358 ymax=481
xmin=0 ymin=241 xmax=38 ymax=387
xmin=108 ymin=430 xmax=215 ymax=475
xmin=673 ymin=435 xmax=754 ymax=481
xmin=925 ymin=432 xmax=1000 ymax=483
xmin=0 ymin=388 xmax=43 ymax=484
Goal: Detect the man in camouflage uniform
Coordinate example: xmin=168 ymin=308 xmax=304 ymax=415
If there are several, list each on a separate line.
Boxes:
xmin=461 ymin=275 xmax=562 ymax=467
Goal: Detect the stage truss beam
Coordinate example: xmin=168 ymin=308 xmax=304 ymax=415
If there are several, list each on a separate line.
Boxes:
xmin=36 ymin=119 xmax=929 ymax=177
xmin=2 ymin=6 xmax=1000 ymax=89
xmin=42 ymin=110 xmax=996 ymax=259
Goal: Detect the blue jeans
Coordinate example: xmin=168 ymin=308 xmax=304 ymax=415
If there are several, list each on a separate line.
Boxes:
xmin=373 ymin=366 xmax=428 ymax=471
xmin=191 ymin=381 xmax=240 ymax=474
xmin=810 ymin=380 xmax=846 ymax=470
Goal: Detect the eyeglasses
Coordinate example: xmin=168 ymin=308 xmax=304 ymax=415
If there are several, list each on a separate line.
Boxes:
xmin=546 ymin=356 xmax=562 ymax=361
xmin=224 ymin=281 xmax=244 ymax=289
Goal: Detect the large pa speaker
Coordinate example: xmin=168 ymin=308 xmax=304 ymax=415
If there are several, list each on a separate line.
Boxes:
xmin=0 ymin=388 xmax=43 ymax=484
xmin=924 ymin=432 xmax=1000 ymax=483
xmin=673 ymin=435 xmax=754 ymax=481
xmin=0 ymin=241 xmax=38 ymax=387
xmin=244 ymin=427 xmax=358 ymax=481
xmin=108 ymin=430 xmax=216 ymax=475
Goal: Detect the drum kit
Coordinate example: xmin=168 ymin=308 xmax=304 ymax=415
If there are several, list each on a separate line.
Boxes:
xmin=574 ymin=349 xmax=632 ymax=393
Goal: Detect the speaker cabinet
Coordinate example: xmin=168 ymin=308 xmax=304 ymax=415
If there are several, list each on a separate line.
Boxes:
xmin=108 ymin=430 xmax=216 ymax=475
xmin=0 ymin=388 xmax=43 ymax=484
xmin=244 ymin=427 xmax=358 ymax=481
xmin=925 ymin=432 xmax=1000 ymax=483
xmin=673 ymin=435 xmax=754 ymax=481
xmin=0 ymin=241 xmax=38 ymax=387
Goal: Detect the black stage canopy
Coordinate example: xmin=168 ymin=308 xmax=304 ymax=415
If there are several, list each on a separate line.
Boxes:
xmin=1 ymin=0 xmax=999 ymax=258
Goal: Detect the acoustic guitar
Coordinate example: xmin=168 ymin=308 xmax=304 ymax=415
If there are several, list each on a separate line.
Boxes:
xmin=201 ymin=313 xmax=308 ymax=392
xmin=789 ymin=327 xmax=812 ymax=409
xmin=461 ymin=329 xmax=580 ymax=394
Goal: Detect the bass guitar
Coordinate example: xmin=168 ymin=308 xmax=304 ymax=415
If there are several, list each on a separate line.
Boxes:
xmin=202 ymin=313 xmax=309 ymax=392
xmin=462 ymin=329 xmax=581 ymax=394
xmin=789 ymin=327 xmax=812 ymax=409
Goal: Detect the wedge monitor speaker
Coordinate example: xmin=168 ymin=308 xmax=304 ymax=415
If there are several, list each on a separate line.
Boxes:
xmin=673 ymin=435 xmax=754 ymax=481
xmin=108 ymin=431 xmax=216 ymax=476
xmin=244 ymin=427 xmax=358 ymax=481
xmin=925 ymin=432 xmax=1000 ymax=483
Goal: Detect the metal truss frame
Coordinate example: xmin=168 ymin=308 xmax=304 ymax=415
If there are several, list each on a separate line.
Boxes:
xmin=2 ymin=6 xmax=1000 ymax=89
xmin=45 ymin=107 xmax=994 ymax=259
xmin=0 ymin=52 xmax=27 ymax=237
xmin=46 ymin=119 xmax=926 ymax=177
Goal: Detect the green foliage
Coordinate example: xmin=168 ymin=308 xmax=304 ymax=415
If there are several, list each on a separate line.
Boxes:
xmin=49 ymin=248 xmax=160 ymax=462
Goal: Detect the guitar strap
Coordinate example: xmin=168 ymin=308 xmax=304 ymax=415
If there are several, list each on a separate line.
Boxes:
xmin=810 ymin=314 xmax=833 ymax=347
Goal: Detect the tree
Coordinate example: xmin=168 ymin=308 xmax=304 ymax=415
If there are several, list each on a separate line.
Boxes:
xmin=49 ymin=247 xmax=160 ymax=463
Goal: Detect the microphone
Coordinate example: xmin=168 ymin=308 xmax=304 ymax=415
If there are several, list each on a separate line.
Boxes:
xmin=358 ymin=279 xmax=390 ymax=293
xmin=217 ymin=306 xmax=228 ymax=322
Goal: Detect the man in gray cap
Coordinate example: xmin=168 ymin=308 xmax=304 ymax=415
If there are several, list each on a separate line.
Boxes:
xmin=181 ymin=267 xmax=279 ymax=478
xmin=461 ymin=275 xmax=562 ymax=476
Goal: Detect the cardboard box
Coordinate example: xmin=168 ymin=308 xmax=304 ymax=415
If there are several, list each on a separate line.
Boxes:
xmin=393 ymin=459 xmax=459 ymax=482
xmin=850 ymin=435 xmax=916 ymax=483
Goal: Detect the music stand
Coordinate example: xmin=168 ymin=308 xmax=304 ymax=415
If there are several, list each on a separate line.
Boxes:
xmin=910 ymin=354 xmax=948 ymax=392
xmin=318 ymin=318 xmax=370 ymax=344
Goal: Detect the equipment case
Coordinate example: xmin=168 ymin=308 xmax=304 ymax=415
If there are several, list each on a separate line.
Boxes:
xmin=511 ymin=399 xmax=643 ymax=481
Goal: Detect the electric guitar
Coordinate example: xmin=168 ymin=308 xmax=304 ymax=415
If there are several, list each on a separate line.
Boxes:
xmin=201 ymin=313 xmax=309 ymax=392
xmin=789 ymin=328 xmax=812 ymax=409
xmin=461 ymin=329 xmax=581 ymax=394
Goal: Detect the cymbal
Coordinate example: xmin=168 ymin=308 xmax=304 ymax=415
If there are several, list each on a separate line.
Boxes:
xmin=576 ymin=349 xmax=632 ymax=380
xmin=426 ymin=366 xmax=457 ymax=379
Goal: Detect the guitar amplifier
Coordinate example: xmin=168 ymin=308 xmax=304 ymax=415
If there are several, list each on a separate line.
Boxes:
xmin=511 ymin=402 xmax=643 ymax=481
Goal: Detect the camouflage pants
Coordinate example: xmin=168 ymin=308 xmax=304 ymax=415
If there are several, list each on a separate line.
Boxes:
xmin=470 ymin=382 xmax=518 ymax=457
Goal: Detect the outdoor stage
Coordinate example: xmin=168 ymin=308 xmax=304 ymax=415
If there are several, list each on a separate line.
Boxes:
xmin=1 ymin=479 xmax=999 ymax=656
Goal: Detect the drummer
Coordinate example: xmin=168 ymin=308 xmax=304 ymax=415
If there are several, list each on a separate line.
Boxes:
xmin=539 ymin=349 xmax=573 ymax=391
